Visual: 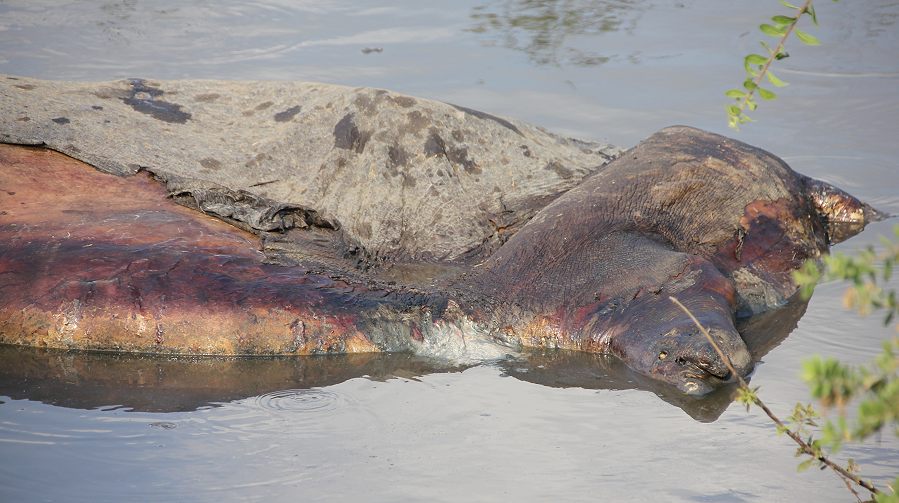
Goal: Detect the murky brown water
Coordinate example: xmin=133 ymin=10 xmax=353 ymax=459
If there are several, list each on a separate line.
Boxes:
xmin=1 ymin=1 xmax=898 ymax=501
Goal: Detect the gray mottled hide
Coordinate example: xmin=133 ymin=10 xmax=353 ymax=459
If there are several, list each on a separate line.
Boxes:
xmin=0 ymin=75 xmax=620 ymax=266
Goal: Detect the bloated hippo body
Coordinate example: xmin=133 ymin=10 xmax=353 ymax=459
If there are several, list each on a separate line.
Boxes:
xmin=0 ymin=76 xmax=880 ymax=393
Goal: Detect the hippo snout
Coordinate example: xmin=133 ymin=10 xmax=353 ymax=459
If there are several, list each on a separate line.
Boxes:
xmin=672 ymin=327 xmax=752 ymax=383
xmin=618 ymin=322 xmax=753 ymax=395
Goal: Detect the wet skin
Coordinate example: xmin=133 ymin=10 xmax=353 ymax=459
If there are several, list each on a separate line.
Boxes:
xmin=0 ymin=127 xmax=881 ymax=394
xmin=0 ymin=296 xmax=810 ymax=421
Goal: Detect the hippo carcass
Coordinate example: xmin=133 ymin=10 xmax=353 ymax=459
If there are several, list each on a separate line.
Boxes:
xmin=0 ymin=76 xmax=881 ymax=393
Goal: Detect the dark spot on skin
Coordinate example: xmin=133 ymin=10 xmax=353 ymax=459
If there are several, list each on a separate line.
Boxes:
xmin=354 ymin=94 xmax=376 ymax=115
xmin=14 ymin=84 xmax=36 ymax=90
xmin=451 ymin=129 xmax=465 ymax=142
xmin=424 ymin=131 xmax=447 ymax=157
xmin=336 ymin=157 xmax=347 ymax=169
xmin=387 ymin=145 xmax=409 ymax=169
xmin=333 ymin=114 xmax=370 ymax=153
xmin=274 ymin=105 xmax=302 ymax=122
xmin=121 ymin=79 xmax=191 ymax=124
xmin=545 ymin=160 xmax=573 ymax=179
xmin=255 ymin=101 xmax=273 ymax=111
xmin=193 ymin=93 xmax=220 ymax=103
xmin=16 ymin=117 xmax=30 ymax=122
xmin=92 ymin=105 xmax=104 ymax=110
xmin=447 ymin=146 xmax=481 ymax=175
xmin=51 ymin=117 xmax=70 ymax=125
xmin=448 ymin=103 xmax=522 ymax=135
xmin=519 ymin=145 xmax=532 ymax=157
xmin=403 ymin=111 xmax=428 ymax=135
xmin=200 ymin=158 xmax=222 ymax=171
xmin=390 ymin=96 xmax=416 ymax=108
xmin=402 ymin=174 xmax=417 ymax=188
xmin=424 ymin=130 xmax=480 ymax=174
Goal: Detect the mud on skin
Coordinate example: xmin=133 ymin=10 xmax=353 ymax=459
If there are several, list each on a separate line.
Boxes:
xmin=0 ymin=121 xmax=881 ymax=394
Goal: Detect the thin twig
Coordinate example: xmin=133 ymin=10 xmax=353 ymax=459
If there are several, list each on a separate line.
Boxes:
xmin=734 ymin=0 xmax=814 ymax=116
xmin=668 ymin=296 xmax=880 ymax=497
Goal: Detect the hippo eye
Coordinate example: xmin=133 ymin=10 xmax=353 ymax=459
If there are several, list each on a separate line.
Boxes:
xmin=658 ymin=351 xmax=668 ymax=360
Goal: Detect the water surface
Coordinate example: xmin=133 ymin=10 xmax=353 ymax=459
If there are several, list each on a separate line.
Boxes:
xmin=1 ymin=1 xmax=898 ymax=501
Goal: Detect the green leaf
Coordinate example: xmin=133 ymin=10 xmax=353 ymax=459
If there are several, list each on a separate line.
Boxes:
xmin=743 ymin=79 xmax=758 ymax=91
xmin=727 ymin=105 xmax=741 ymax=116
xmin=796 ymin=29 xmax=821 ymax=46
xmin=745 ymin=53 xmax=768 ymax=66
xmin=797 ymin=458 xmax=815 ymax=472
xmin=780 ymin=1 xmax=800 ymax=8
xmin=758 ymin=87 xmax=777 ymax=100
xmin=760 ymin=23 xmax=787 ymax=37
xmin=725 ymin=89 xmax=746 ymax=99
xmin=744 ymin=53 xmax=767 ymax=73
xmin=766 ymin=70 xmax=789 ymax=87
xmin=772 ymin=15 xmax=796 ymax=25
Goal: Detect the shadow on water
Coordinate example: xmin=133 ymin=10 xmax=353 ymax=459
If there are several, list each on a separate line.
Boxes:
xmin=0 ymin=297 xmax=808 ymax=421
xmin=468 ymin=0 xmax=648 ymax=66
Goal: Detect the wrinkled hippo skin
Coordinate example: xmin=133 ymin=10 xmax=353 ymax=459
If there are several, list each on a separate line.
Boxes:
xmin=0 ymin=76 xmax=882 ymax=394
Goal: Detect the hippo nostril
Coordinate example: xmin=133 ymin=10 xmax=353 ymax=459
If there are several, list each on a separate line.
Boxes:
xmin=694 ymin=358 xmax=731 ymax=380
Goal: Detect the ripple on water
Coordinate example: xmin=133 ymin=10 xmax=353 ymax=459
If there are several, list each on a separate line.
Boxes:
xmin=253 ymin=388 xmax=345 ymax=414
xmin=190 ymin=387 xmax=358 ymax=442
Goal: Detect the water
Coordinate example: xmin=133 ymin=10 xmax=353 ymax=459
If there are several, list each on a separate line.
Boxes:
xmin=1 ymin=0 xmax=898 ymax=501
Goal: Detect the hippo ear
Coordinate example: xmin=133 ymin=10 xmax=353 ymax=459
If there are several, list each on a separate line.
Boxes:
xmin=802 ymin=176 xmax=888 ymax=244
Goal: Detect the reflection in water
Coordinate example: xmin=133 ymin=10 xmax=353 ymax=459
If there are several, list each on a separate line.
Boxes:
xmin=500 ymin=297 xmax=810 ymax=422
xmin=0 ymin=298 xmax=807 ymax=422
xmin=468 ymin=0 xmax=647 ymax=66
xmin=0 ymin=349 xmax=458 ymax=413
xmin=498 ymin=351 xmax=740 ymax=422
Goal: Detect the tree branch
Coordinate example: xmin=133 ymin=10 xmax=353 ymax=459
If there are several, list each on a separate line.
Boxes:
xmin=669 ymin=296 xmax=880 ymax=497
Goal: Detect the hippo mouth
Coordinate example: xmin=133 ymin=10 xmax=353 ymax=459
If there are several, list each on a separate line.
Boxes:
xmin=649 ymin=327 xmax=752 ymax=395
xmin=678 ymin=354 xmax=732 ymax=382
xmin=675 ymin=359 xmax=731 ymax=395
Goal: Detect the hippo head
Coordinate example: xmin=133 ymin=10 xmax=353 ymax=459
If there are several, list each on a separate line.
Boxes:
xmin=579 ymin=256 xmax=753 ymax=395
xmin=607 ymin=307 xmax=752 ymax=395
xmin=473 ymin=126 xmax=881 ymax=394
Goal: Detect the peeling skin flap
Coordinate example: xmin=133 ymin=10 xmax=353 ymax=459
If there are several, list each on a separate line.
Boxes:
xmin=0 ymin=75 xmax=621 ymax=264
